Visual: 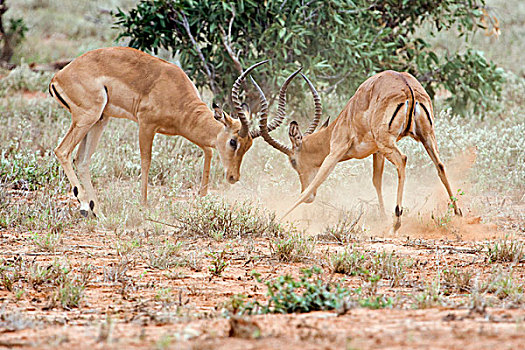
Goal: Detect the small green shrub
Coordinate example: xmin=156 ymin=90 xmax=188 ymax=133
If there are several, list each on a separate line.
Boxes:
xmin=486 ymin=236 xmax=524 ymax=263
xmin=412 ymin=281 xmax=445 ymax=309
xmin=240 ymin=268 xmax=349 ymax=314
xmin=482 ymin=267 xmax=524 ymax=305
xmin=329 ymin=248 xmax=368 ymax=276
xmin=329 ymin=248 xmax=410 ymax=287
xmin=141 ymin=238 xmax=182 ymax=270
xmin=207 ymin=249 xmax=230 ymax=277
xmin=322 ymin=209 xmax=364 ymax=244
xmin=442 ymin=268 xmax=472 ymax=293
xmin=169 ymin=196 xmax=284 ymax=239
xmin=271 ymin=231 xmax=316 ymax=262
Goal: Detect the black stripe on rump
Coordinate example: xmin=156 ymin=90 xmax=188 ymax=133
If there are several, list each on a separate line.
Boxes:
xmin=404 ymin=84 xmax=415 ymax=135
xmin=388 ymin=103 xmax=405 ymax=129
xmin=51 ymin=85 xmax=70 ymax=110
xmin=421 ymin=103 xmax=432 ymax=126
xmin=48 ymin=84 xmax=52 ymax=97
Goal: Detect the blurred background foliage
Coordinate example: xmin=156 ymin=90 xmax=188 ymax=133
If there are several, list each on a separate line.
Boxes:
xmin=113 ymin=0 xmax=506 ymax=116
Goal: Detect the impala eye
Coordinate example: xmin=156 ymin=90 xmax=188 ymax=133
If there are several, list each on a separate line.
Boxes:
xmin=229 ymin=139 xmax=237 ymax=149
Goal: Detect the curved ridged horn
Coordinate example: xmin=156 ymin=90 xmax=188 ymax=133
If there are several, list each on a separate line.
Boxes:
xmin=253 ymin=77 xmax=293 ymax=156
xmin=250 ymin=67 xmax=303 ymax=138
xmin=231 ymin=60 xmax=269 ymax=138
xmin=301 ymin=73 xmax=322 ymax=135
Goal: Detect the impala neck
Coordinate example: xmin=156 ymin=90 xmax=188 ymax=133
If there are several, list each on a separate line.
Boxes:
xmin=179 ymin=101 xmax=224 ymax=149
xmin=301 ymin=122 xmax=336 ymax=167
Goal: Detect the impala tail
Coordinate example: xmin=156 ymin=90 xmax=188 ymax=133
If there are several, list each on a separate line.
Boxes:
xmin=49 ymin=81 xmax=71 ymax=111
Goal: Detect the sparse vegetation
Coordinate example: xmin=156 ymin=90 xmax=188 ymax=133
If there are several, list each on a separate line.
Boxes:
xmin=270 ymin=231 xmax=316 ymax=262
xmin=328 ymin=247 xmax=410 ymax=287
xmin=486 ymin=236 xmax=524 ymax=263
xmin=321 ymin=208 xmax=365 ymax=244
xmin=141 ymin=238 xmax=183 ymax=270
xmin=412 ymin=281 xmax=446 ymax=309
xmin=207 ymin=248 xmax=230 ymax=277
xmin=442 ymin=267 xmax=473 ymax=293
xmin=168 ymin=196 xmax=284 ymax=239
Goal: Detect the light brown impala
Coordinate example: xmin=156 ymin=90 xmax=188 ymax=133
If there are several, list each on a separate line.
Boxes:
xmin=257 ymin=70 xmax=461 ymax=230
xmin=49 ymin=46 xmax=276 ymax=217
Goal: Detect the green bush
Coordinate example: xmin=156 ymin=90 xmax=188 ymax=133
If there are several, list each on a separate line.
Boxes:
xmin=114 ymin=0 xmax=504 ymax=114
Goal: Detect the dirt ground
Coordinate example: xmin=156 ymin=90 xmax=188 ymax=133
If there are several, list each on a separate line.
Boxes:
xmin=1 ymin=186 xmax=524 ymax=349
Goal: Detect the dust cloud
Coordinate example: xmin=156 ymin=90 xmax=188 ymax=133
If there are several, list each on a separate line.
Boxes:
xmin=220 ymin=146 xmax=501 ymax=241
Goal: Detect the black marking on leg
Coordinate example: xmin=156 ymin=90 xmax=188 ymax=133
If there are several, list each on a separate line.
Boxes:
xmin=89 ymin=200 xmax=95 ymax=211
xmin=80 ymin=210 xmax=88 ymax=218
xmin=395 ymin=205 xmax=403 ymax=217
xmin=51 ymin=85 xmax=70 ymax=110
xmin=438 ymin=163 xmax=444 ymax=172
xmin=421 ymin=103 xmax=432 ymax=126
xmin=388 ymin=103 xmax=405 ymax=129
xmin=73 ymin=186 xmax=79 ymax=197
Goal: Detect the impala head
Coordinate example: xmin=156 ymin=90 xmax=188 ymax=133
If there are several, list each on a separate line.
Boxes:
xmin=212 ymin=60 xmax=276 ymax=184
xmin=213 ymin=103 xmax=254 ymax=183
xmin=257 ymin=70 xmax=323 ymax=202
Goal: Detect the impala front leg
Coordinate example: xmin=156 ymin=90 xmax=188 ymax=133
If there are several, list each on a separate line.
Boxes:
xmin=138 ymin=125 xmax=156 ymax=205
xmin=282 ymin=146 xmax=348 ymax=219
xmin=199 ymin=146 xmax=213 ymax=196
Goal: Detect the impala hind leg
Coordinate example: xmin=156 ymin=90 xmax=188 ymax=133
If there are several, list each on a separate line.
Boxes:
xmin=421 ymin=134 xmax=462 ymax=216
xmin=75 ymin=117 xmax=110 ymax=217
xmin=198 ymin=146 xmax=213 ymax=196
xmin=138 ymin=125 xmax=156 ymax=205
xmin=372 ymin=152 xmax=387 ymax=219
xmin=55 ymin=121 xmax=97 ymax=216
xmin=378 ymin=143 xmax=407 ymax=231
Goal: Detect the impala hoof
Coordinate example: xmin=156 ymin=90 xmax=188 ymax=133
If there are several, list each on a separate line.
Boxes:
xmin=227 ymin=175 xmax=239 ymax=184
xmin=393 ymin=218 xmax=401 ymax=232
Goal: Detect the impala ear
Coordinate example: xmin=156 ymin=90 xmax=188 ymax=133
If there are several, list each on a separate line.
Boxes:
xmin=221 ymin=111 xmax=234 ymax=128
xmin=288 ymin=121 xmax=303 ymax=150
xmin=213 ymin=104 xmax=234 ymax=129
xmin=213 ymin=103 xmax=223 ymax=120
xmin=321 ymin=117 xmax=330 ymax=129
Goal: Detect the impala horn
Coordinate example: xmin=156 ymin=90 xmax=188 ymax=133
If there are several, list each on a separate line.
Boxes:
xmin=250 ymin=67 xmax=303 ymax=138
xmin=256 ymin=69 xmax=308 ymax=156
xmin=231 ymin=60 xmax=268 ymax=138
xmin=301 ymin=73 xmax=322 ymax=135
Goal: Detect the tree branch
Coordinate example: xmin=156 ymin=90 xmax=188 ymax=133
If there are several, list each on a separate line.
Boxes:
xmin=179 ymin=12 xmax=217 ymax=94
xmin=219 ymin=9 xmax=243 ymax=75
xmin=0 ymin=0 xmax=13 ymax=63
